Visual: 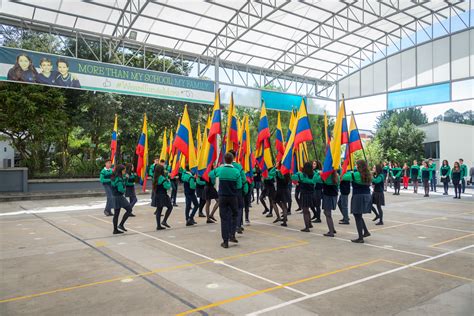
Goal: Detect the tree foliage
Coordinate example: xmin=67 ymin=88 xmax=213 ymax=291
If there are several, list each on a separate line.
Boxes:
xmin=434 ymin=109 xmax=474 ymax=125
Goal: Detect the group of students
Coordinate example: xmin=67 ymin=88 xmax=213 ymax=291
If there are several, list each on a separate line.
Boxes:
xmin=381 ymin=158 xmax=469 ymax=199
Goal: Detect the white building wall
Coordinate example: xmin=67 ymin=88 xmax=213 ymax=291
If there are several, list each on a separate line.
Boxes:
xmin=0 ymin=138 xmax=15 ymax=168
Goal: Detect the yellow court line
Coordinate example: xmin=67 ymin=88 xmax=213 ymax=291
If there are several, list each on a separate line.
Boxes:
xmin=382 ymin=259 xmax=473 ymax=282
xmin=0 ymin=240 xmax=308 ymax=304
xmin=429 ymin=233 xmax=474 ymax=248
xmin=371 ymin=217 xmax=446 ymax=232
xmin=175 ymin=259 xmax=383 ymax=316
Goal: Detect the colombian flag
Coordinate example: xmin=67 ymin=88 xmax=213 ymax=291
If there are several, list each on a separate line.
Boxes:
xmin=342 ymin=113 xmax=363 ymax=176
xmin=256 ymin=101 xmax=273 ymax=177
xmin=110 ymin=114 xmax=118 ymax=165
xmin=135 ymin=113 xmax=149 ymax=191
xmin=198 ymin=115 xmax=214 ymax=180
xmin=330 ymin=98 xmax=347 ymax=170
xmin=173 ymin=105 xmax=198 ymax=172
xmin=275 ymin=112 xmax=285 ymax=162
xmin=286 ymin=109 xmax=296 ymax=143
xmin=321 ymin=111 xmax=334 ymax=181
xmin=159 ymin=128 xmax=168 ymax=162
xmin=280 ymin=115 xmax=297 ymax=175
xmin=208 ymin=89 xmax=221 ymax=166
xmin=293 ymin=99 xmax=313 ymax=149
xmin=226 ymin=93 xmax=239 ymax=152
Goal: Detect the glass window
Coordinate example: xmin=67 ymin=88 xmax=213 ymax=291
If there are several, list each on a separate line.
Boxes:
xmin=424 ymin=141 xmax=440 ymax=159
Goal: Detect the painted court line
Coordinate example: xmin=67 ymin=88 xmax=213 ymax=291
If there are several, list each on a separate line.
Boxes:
xmin=430 ymin=233 xmax=474 ymax=248
xmin=385 ymin=219 xmax=474 ymax=234
xmin=246 ymin=245 xmax=474 ymax=316
xmin=89 ymin=215 xmax=309 ymax=296
xmin=176 ymin=259 xmax=382 ymax=316
xmin=253 ymin=220 xmax=432 ymax=258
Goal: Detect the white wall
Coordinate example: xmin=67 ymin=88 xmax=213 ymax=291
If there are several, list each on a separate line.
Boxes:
xmin=0 ymin=138 xmax=15 ymax=168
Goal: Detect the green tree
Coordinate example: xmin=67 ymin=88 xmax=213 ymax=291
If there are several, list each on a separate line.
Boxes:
xmin=376 ymin=107 xmax=427 ymax=130
xmin=434 ymin=109 xmax=474 ymax=125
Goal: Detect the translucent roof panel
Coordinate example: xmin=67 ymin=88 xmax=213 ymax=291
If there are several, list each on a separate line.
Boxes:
xmin=0 ymin=0 xmax=468 ymax=84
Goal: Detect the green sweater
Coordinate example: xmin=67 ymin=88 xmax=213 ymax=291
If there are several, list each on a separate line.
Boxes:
xmin=410 ymin=165 xmax=420 ymax=179
xmin=112 ymin=176 xmax=126 ymax=194
xmin=291 ymin=172 xmax=318 ymax=184
xmin=390 ymin=167 xmax=402 ymax=179
xmin=156 ymin=175 xmax=171 ymax=190
xmin=372 ymin=174 xmax=384 ymax=184
xmin=125 ymin=172 xmax=137 ymax=187
xmin=100 ymin=168 xmax=113 ymax=184
xmin=460 ymin=164 xmax=468 ymax=178
xmin=181 ymin=171 xmax=196 ymax=190
xmin=439 ymin=165 xmax=451 ymax=178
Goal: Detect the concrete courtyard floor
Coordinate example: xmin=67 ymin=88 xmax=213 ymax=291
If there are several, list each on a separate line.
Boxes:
xmin=0 ymin=187 xmax=473 ymax=315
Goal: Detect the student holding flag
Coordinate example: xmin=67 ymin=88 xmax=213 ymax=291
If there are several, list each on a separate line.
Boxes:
xmin=181 ymin=166 xmax=199 ymax=226
xmin=291 ymin=162 xmax=317 ymax=232
xmin=274 ymin=162 xmax=291 ymax=226
xmin=151 ymin=164 xmax=173 ymax=230
xmin=350 ymin=160 xmax=373 ymax=243
xmin=322 ymin=171 xmax=339 ymax=237
xmin=371 ymin=164 xmax=385 ymax=225
xmin=110 ymin=164 xmax=134 ymax=234
xmin=228 ymin=149 xmax=247 ymax=234
xmin=312 ymin=160 xmax=323 ymax=223
xmin=124 ymin=163 xmax=137 ymax=217
xmin=338 ymin=171 xmax=352 ymax=225
xmin=135 ymin=114 xmax=149 ymax=192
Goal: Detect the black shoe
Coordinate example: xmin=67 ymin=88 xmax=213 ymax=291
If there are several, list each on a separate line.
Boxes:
xmin=186 ymin=221 xmax=194 ymax=226
xmin=262 ymin=210 xmax=268 ymax=215
xmin=161 ymin=222 xmax=170 ymax=228
xmin=393 ymin=193 xmax=397 ymax=195
xmin=206 ymin=219 xmax=215 ymax=224
xmin=221 ymin=242 xmax=229 ymax=248
xmin=309 ymin=224 xmax=314 ymax=228
xmin=424 ymin=194 xmax=429 ymax=197
xmin=245 ymin=219 xmax=250 ymax=223
xmin=198 ymin=213 xmax=206 ymax=218
xmin=104 ymin=211 xmax=112 ymax=216
xmin=312 ymin=218 xmax=322 ymax=223
xmin=363 ymin=232 xmax=371 ymax=237
xmin=281 ymin=222 xmax=287 ymax=227
xmin=372 ymin=216 xmax=379 ymax=222
xmin=375 ymin=221 xmax=384 ymax=226
xmin=236 ymin=227 xmax=243 ymax=234
xmin=229 ymin=237 xmax=239 ymax=243
xmin=173 ymin=204 xmax=178 ymax=207
xmin=351 ymin=238 xmax=364 ymax=243
xmin=154 ymin=211 xmax=157 ymax=215
xmin=443 ymin=193 xmax=448 ymax=195
xmin=453 ymin=196 xmax=458 ymax=199
xmin=323 ymin=233 xmax=334 ymax=237
xmin=273 ymin=218 xmax=281 ymax=223
xmin=113 ymin=230 xmax=123 ymax=234
xmin=287 ymin=212 xmax=292 ymax=215
xmin=129 ymin=213 xmax=136 ymax=217
xmin=118 ymin=225 xmax=127 ymax=232
xmin=295 ymin=208 xmax=302 ymax=212
xmin=339 ymin=220 xmax=350 ymax=225
xmin=301 ymin=228 xmax=310 ymax=232
xmin=156 ymin=226 xmax=165 ymax=230
xmin=210 ymin=216 xmax=218 ymax=222
xmin=266 ymin=213 xmax=273 ymax=218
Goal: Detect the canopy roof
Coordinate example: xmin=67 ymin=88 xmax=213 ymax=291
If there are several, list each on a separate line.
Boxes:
xmin=0 ymin=0 xmax=470 ymax=85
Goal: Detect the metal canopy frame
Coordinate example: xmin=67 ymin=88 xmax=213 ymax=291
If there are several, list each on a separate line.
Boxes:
xmin=0 ymin=0 xmax=471 ymax=100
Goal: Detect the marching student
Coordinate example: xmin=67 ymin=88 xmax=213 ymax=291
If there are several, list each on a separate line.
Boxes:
xmin=294 ymin=178 xmax=302 ymax=212
xmin=181 ymin=166 xmax=199 ymax=226
xmin=148 ymin=157 xmax=160 ymax=206
xmin=350 ymin=160 xmax=373 ymax=243
xmin=421 ymin=160 xmax=432 ymax=197
xmin=410 ymin=160 xmax=420 ymax=194
xmin=459 ymin=158 xmax=468 ymax=193
xmin=7 ymin=53 xmax=37 ymax=82
xmin=371 ymin=164 xmax=385 ymax=225
xmin=322 ymin=169 xmax=339 ymax=237
xmin=451 ymin=162 xmax=462 ymax=199
xmin=209 ymin=152 xmax=242 ymax=248
xmin=203 ymin=167 xmax=219 ymax=224
xmin=124 ymin=163 xmax=137 ymax=217
xmin=312 ymin=160 xmax=323 ymax=223
xmin=390 ymin=162 xmax=402 ymax=195
xmin=196 ymin=176 xmax=207 ymax=218
xmin=151 ymin=164 xmax=173 ymax=230
xmin=110 ymin=164 xmax=133 ymax=234
xmin=402 ymin=163 xmax=410 ymax=190
xmin=428 ymin=158 xmax=437 ymax=192
xmin=382 ymin=161 xmax=390 ymax=191
xmin=169 ymin=168 xmax=179 ymax=207
xmin=291 ymin=162 xmax=316 ymax=232
xmin=440 ymin=160 xmax=451 ymax=195
xmin=274 ymin=162 xmax=291 ymax=227
xmin=100 ymin=160 xmax=114 ymax=216
xmin=244 ymin=177 xmax=253 ymax=224
xmin=337 ymin=171 xmax=351 ymax=225
xmin=229 ymin=150 xmax=247 ymax=234
xmin=252 ymin=165 xmax=262 ymax=204
xmin=260 ymin=167 xmax=276 ymax=218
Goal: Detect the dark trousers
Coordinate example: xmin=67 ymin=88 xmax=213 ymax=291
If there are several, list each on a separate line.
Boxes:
xmin=103 ymin=184 xmax=113 ymax=213
xmin=337 ymin=194 xmax=349 ymax=222
xmin=302 ymin=207 xmax=311 ymax=229
xmin=155 ymin=205 xmax=172 ymax=228
xmin=171 ymin=180 xmax=178 ymax=204
xmin=313 ymin=190 xmax=322 ymax=220
xmin=423 ymin=179 xmax=430 ymax=196
xmin=394 ymin=178 xmax=401 ymax=194
xmin=323 ymin=209 xmax=335 ymax=234
xmin=430 ymin=176 xmax=437 ymax=192
xmin=454 ymin=182 xmax=462 ymax=197
xmin=185 ymin=192 xmax=198 ymax=222
xmin=253 ymin=182 xmax=261 ymax=203
xmin=129 ymin=196 xmax=137 ymax=209
xmin=219 ymin=196 xmax=238 ymax=242
xmin=113 ymin=206 xmax=132 ymax=231
xmin=443 ymin=182 xmax=449 ymax=194
xmin=198 ymin=197 xmax=206 ymax=214
xmin=461 ymin=178 xmax=466 ymax=193
xmin=353 ymin=213 xmax=369 ymax=239
xmin=244 ymin=190 xmax=251 ymax=221
xmin=260 ymin=188 xmax=273 ymax=214
xmin=371 ymin=204 xmax=383 ymax=221
xmin=295 ymin=185 xmax=301 ymax=209
xmin=236 ymin=195 xmax=244 ymax=229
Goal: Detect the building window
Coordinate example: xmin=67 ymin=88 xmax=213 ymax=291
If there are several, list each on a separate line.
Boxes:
xmin=424 ymin=141 xmax=440 ymax=159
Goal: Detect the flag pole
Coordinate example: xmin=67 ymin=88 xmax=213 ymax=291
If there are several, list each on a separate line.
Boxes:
xmin=341 ymin=94 xmax=353 ymax=171
xmin=350 ymin=110 xmax=368 ymax=163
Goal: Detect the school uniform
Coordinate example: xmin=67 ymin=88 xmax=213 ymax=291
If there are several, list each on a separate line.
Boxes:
xmin=338 ymin=172 xmax=351 ymax=224
xmin=350 ymin=171 xmax=372 ymax=242
xmin=451 ymin=169 xmax=462 ymax=199
xmin=371 ymin=173 xmax=385 ymax=224
xmin=55 ymin=73 xmax=81 ymax=88
xmin=322 ymin=174 xmax=339 ymax=236
xmin=275 ymin=170 xmax=290 ymax=224
xmin=402 ymin=167 xmax=410 ymax=189
xmin=152 ymin=175 xmax=173 ymax=229
xmin=410 ymin=164 xmax=420 ymax=193
xmin=149 ymin=163 xmax=157 ymax=204
xmin=203 ymin=177 xmax=218 ymax=201
xmin=36 ymin=71 xmax=58 ymax=85
xmin=390 ymin=167 xmax=402 ymax=195
xmin=7 ymin=68 xmax=36 ymax=82
xmin=111 ymin=175 xmax=133 ymax=233
xmin=196 ymin=176 xmax=206 ymax=217
xmin=125 ymin=172 xmax=138 ymax=212
xmin=430 ymin=162 xmax=437 ymax=192
xmin=100 ymin=167 xmax=114 ymax=216
xmin=209 ymin=164 xmax=242 ymax=247
xmin=382 ymin=165 xmax=390 ymax=191
xmin=313 ymin=170 xmax=323 ymax=222
xmin=440 ymin=165 xmax=451 ymax=195
xmin=421 ymin=167 xmax=432 ymax=197
xmin=260 ymin=169 xmax=276 ymax=215
xmin=253 ymin=169 xmax=262 ymax=203
xmin=460 ymin=164 xmax=468 ymax=193
xmin=244 ymin=181 xmax=253 ymax=222
xmin=168 ymin=165 xmax=179 ymax=206
xmin=181 ymin=170 xmax=199 ymax=225
xmin=291 ymin=171 xmax=317 ymax=231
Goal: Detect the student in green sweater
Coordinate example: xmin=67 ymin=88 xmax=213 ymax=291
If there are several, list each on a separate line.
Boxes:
xmin=372 ymin=164 xmax=385 ymax=225
xmin=390 ymin=162 xmax=402 ymax=195
xmin=100 ymin=160 xmax=114 ymax=216
xmin=421 ymin=160 xmax=433 ymax=197
xmin=110 ymin=164 xmax=133 ymax=234
xmin=459 ymin=158 xmax=468 ymax=193
xmin=291 ymin=162 xmax=318 ymax=232
xmin=428 ymin=158 xmax=437 ymax=192
xmin=181 ymin=166 xmax=199 ymax=226
xmin=124 ymin=163 xmax=137 ymax=217
xmin=439 ymin=160 xmax=451 ymax=195
xmin=410 ymin=160 xmax=420 ymax=194
xmin=451 ymin=162 xmax=462 ymax=199
xmin=151 ymin=164 xmax=173 ymax=230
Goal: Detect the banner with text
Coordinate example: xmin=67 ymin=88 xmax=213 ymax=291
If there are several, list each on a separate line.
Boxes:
xmin=0 ymin=47 xmax=215 ymax=104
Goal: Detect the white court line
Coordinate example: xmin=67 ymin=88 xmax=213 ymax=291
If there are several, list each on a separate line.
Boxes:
xmin=385 ymin=187 xmax=473 ymax=197
xmin=253 ymin=220 xmax=432 ymax=258
xmin=386 ymin=220 xmax=474 ymax=234
xmin=246 ymin=244 xmax=474 ymax=316
xmin=88 ymin=215 xmax=308 ymax=296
